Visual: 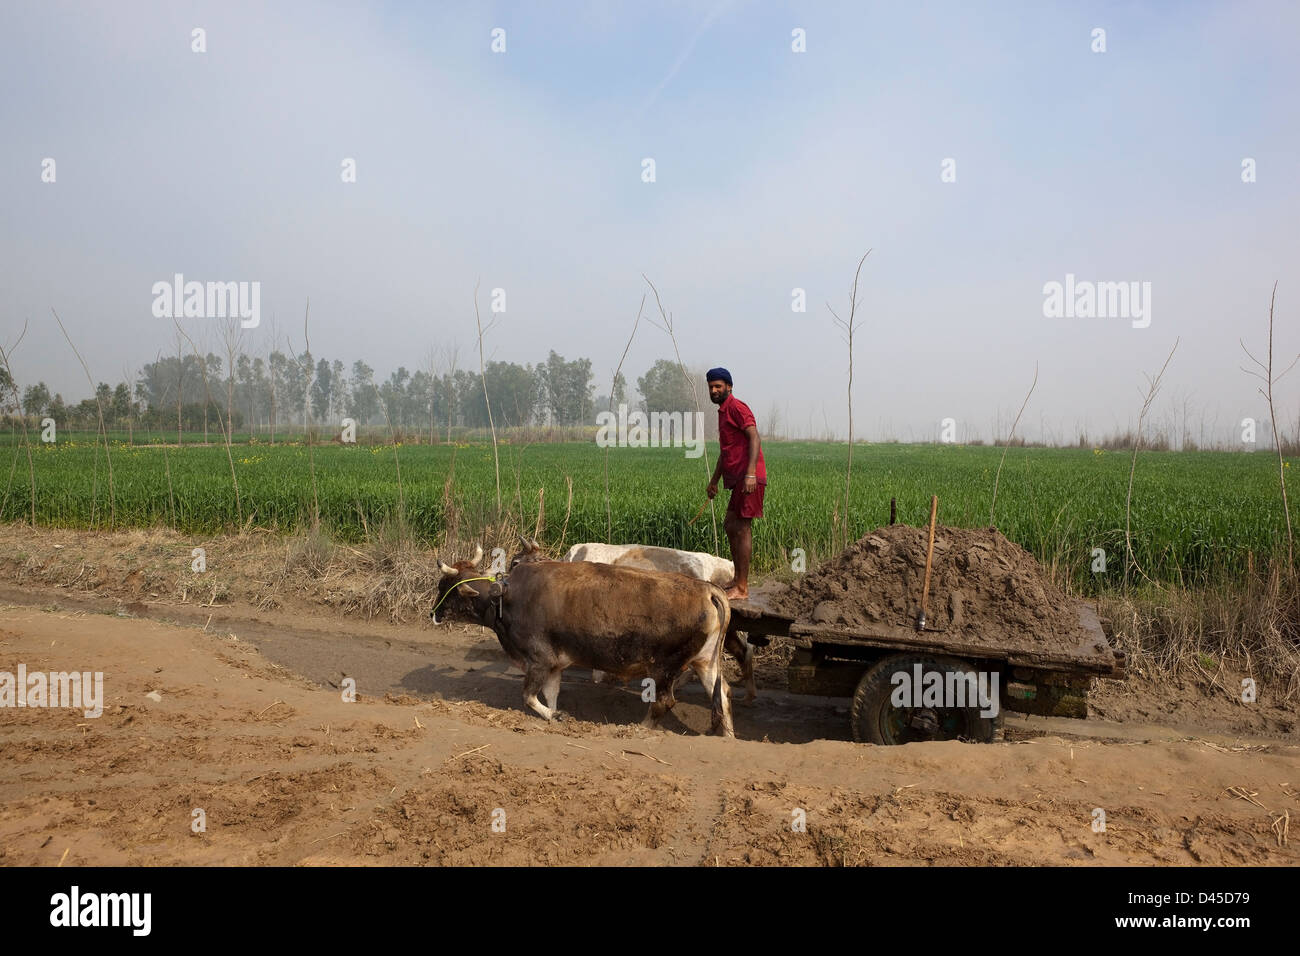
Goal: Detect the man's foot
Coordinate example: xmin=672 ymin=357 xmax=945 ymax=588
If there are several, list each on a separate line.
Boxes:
xmin=725 ymin=586 xmax=748 ymax=601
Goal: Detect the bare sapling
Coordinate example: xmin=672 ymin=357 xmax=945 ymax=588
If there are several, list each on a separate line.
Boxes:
xmin=1124 ymin=338 xmax=1179 ymax=593
xmin=605 ymin=295 xmax=643 ymax=541
xmin=425 ymin=345 xmax=439 ymax=445
xmin=560 ymin=474 xmax=573 ymax=551
xmin=174 ymin=328 xmax=185 ymax=446
xmin=534 ymin=485 xmax=545 ymax=542
xmin=827 ymin=249 xmax=871 ymax=552
xmin=375 ymin=394 xmax=408 ymax=538
xmin=222 ymin=316 xmax=244 ymax=443
xmin=643 ymin=275 xmax=719 ymax=553
xmin=473 ymin=281 xmax=502 ymax=515
xmin=284 ymin=301 xmax=320 ymax=531
xmin=445 ymin=343 xmax=459 ymax=444
xmin=152 ymin=349 xmax=176 ymax=526
xmin=0 ymin=322 xmax=37 ymax=524
xmin=268 ymin=313 xmax=279 ymax=445
xmin=121 ymin=362 xmax=136 ymax=445
xmin=1240 ymin=282 xmax=1298 ymax=566
xmin=52 ymin=308 xmax=116 ymax=526
xmin=989 ymin=363 xmax=1039 ymax=527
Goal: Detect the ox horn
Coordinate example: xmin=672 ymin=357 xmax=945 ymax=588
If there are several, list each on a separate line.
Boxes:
xmin=472 ymin=543 xmax=484 ymax=567
xmin=439 ymin=560 xmax=458 ymax=575
xmin=529 ymin=537 xmax=541 ymax=550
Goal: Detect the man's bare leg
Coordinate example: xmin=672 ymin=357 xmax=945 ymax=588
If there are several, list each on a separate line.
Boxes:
xmin=724 ymin=512 xmax=752 ymax=600
xmin=721 ymin=511 xmax=739 ymax=589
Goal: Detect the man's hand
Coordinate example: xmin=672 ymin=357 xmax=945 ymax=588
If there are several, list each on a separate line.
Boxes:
xmin=744 ymin=475 xmax=757 ymax=494
xmin=706 ymin=481 xmax=718 ymax=500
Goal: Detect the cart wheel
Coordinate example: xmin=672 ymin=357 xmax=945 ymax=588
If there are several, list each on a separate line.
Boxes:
xmin=850 ymin=653 xmax=1002 ymax=745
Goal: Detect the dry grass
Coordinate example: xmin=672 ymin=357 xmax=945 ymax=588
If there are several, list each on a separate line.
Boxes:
xmin=283 ymin=525 xmax=335 ymax=576
xmin=1072 ymin=558 xmax=1300 ymax=702
xmin=270 ymin=506 xmax=540 ymax=622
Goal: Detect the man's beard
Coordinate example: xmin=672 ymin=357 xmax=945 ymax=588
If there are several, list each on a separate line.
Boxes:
xmin=710 ymin=391 xmax=727 ymax=405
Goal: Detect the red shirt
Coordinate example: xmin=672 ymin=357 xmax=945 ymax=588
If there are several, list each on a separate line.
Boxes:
xmin=717 ymin=393 xmax=766 ymax=488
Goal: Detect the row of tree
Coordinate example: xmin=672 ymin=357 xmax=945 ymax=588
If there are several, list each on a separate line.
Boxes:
xmin=3 ymin=352 xmax=713 ymax=438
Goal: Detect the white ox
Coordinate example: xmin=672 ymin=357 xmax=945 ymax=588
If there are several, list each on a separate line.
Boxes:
xmin=561 ymin=543 xmax=735 ymax=588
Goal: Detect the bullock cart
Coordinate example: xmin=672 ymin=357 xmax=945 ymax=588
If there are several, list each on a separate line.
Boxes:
xmin=729 ymin=585 xmax=1125 ymax=746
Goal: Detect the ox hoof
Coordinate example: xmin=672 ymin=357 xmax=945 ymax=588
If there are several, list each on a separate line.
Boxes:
xmin=550 ymin=710 xmax=570 ymax=723
xmin=710 ymin=717 xmax=736 ymax=738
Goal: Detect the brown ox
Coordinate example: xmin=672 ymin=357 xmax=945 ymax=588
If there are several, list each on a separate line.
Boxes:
xmin=432 ymin=547 xmax=735 ymax=737
xmin=510 ymin=538 xmax=757 ymax=703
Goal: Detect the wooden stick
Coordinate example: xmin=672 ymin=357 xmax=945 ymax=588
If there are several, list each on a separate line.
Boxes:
xmin=687 ymin=500 xmax=709 ymax=527
xmin=445 ymin=743 xmax=490 ymax=762
xmin=255 ymin=699 xmax=286 ymax=719
xmin=622 ymin=749 xmax=670 ymax=766
xmin=919 ymin=495 xmax=938 ymax=629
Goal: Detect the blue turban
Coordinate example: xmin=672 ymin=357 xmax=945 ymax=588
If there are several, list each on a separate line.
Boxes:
xmin=706 ymin=367 xmax=732 ymax=386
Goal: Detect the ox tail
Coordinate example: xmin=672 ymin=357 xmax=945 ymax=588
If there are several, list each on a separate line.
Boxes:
xmin=708 ymin=585 xmax=732 ymax=717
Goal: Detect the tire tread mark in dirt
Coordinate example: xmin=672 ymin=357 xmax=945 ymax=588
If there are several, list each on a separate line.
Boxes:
xmin=660 ymin=780 xmax=728 ymax=866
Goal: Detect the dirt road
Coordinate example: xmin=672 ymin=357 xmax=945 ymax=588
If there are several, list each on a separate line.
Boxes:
xmin=1 ymin=585 xmax=1296 ymax=866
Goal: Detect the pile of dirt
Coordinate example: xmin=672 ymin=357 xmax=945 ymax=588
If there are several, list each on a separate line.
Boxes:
xmin=767 ymin=524 xmax=1087 ymax=652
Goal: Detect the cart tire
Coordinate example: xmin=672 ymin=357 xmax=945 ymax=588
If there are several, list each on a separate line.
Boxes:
xmin=850 ymin=653 xmax=1002 ymax=745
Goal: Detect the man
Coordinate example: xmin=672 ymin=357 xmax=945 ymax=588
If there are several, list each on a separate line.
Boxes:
xmin=705 ymin=367 xmax=765 ymax=600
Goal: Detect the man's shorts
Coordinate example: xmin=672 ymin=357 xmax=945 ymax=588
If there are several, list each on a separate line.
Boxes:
xmin=727 ymin=482 xmax=765 ymax=519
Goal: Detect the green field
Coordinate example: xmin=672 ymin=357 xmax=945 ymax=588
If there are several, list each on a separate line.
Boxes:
xmin=0 ymin=436 xmax=1289 ymax=591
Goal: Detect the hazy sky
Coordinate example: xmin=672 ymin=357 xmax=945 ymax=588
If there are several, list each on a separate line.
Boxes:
xmin=3 ymin=0 xmax=1298 ymax=443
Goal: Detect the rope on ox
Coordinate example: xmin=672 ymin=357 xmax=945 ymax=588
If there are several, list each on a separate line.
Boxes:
xmin=431 ymin=575 xmax=499 ymax=618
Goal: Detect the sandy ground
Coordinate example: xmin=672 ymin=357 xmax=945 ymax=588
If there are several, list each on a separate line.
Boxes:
xmin=0 ymin=526 xmax=1297 ymax=865
xmin=0 ymin=596 xmax=1295 ymax=866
